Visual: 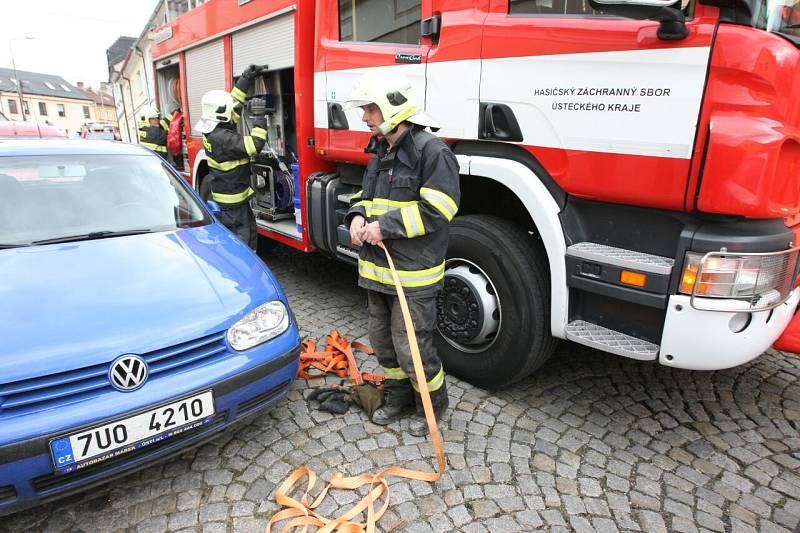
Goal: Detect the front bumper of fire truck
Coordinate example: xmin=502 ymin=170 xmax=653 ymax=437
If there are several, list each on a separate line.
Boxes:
xmin=658 ymin=247 xmax=800 ymax=370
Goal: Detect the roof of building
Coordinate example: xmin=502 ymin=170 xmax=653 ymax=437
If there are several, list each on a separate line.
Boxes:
xmin=0 ymin=68 xmax=91 ymax=101
xmin=79 ymin=85 xmax=115 ymax=107
xmin=106 ymin=36 xmax=137 ymax=78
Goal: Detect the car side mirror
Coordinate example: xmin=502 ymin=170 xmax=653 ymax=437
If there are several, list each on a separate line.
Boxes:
xmin=206 ymin=200 xmax=221 ymax=215
xmin=588 ymin=0 xmax=690 ymax=40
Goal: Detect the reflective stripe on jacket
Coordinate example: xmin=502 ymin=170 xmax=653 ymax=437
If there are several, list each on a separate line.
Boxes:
xmin=346 ymin=126 xmax=460 ymax=296
xmin=139 ymin=125 xmax=167 ymax=153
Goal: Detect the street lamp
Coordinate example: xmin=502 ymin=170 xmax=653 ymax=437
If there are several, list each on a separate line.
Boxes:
xmin=9 ymin=37 xmax=34 ymax=122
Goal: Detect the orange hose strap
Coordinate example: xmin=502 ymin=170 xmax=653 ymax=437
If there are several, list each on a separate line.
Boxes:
xmin=268 ymin=241 xmax=446 ymax=533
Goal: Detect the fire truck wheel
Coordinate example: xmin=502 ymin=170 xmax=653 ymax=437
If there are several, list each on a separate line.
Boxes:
xmin=435 ymin=215 xmax=556 ymax=389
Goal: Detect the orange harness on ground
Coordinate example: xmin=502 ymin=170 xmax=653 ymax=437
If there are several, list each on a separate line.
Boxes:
xmin=267 ymin=242 xmax=446 ymax=533
xmin=297 ymin=331 xmax=383 ymax=386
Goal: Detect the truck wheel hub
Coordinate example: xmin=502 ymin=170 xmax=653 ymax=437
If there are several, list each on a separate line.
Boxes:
xmin=436 ymin=261 xmax=501 ymax=352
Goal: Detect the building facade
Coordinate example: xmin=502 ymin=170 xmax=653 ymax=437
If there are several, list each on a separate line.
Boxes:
xmin=0 ymin=68 xmax=94 ymax=136
xmin=78 ymin=82 xmax=118 ymax=127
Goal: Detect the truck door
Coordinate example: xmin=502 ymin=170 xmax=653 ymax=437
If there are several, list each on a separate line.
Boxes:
xmin=317 ymin=1 xmax=434 ymax=162
xmin=481 ymin=0 xmax=718 ymax=211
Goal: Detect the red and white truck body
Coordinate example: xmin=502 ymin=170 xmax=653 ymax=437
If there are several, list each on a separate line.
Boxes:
xmin=150 ymin=0 xmax=800 ymax=387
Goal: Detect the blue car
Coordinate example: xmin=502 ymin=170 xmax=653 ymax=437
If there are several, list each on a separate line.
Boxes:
xmin=0 ymin=140 xmax=300 ymax=515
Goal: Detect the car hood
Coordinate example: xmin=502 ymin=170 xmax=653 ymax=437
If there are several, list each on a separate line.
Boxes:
xmin=0 ymin=224 xmax=282 ymax=383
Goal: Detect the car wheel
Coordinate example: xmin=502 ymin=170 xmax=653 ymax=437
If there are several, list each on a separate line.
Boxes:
xmin=435 ymin=215 xmax=557 ymax=389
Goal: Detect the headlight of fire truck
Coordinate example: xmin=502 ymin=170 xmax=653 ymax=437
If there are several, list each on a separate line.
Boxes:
xmin=679 ymin=250 xmax=800 ymax=310
xmin=227 ymin=300 xmax=289 ymax=351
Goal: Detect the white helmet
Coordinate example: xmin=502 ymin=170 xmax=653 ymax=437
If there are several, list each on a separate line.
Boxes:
xmin=140 ymin=105 xmax=160 ymax=121
xmin=195 ymin=90 xmax=234 ymax=134
xmin=343 ymin=71 xmax=439 ymax=135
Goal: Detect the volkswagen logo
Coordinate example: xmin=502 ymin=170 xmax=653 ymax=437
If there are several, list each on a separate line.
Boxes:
xmin=109 ymin=355 xmax=148 ymax=392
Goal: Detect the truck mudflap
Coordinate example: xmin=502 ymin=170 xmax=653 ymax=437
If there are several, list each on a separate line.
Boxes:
xmin=773 ymin=305 xmax=800 ymax=354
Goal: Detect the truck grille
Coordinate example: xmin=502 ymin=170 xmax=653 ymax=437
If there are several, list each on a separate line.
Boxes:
xmin=0 ymin=332 xmax=228 ymax=418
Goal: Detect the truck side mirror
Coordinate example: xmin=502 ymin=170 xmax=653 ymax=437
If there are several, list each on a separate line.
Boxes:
xmin=588 ymin=0 xmax=690 ymax=40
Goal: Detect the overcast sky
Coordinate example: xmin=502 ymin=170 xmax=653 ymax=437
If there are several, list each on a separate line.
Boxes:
xmin=0 ymin=1 xmax=159 ymax=89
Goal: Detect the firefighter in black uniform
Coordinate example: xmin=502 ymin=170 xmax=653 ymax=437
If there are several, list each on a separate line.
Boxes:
xmin=195 ymin=65 xmax=267 ymax=249
xmin=138 ymin=106 xmax=172 ymax=159
xmin=344 ymin=71 xmax=460 ymax=437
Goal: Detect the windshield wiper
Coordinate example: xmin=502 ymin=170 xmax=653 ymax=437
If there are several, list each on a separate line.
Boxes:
xmin=0 ymin=243 xmax=31 ymax=249
xmin=32 ymin=229 xmax=153 ymax=245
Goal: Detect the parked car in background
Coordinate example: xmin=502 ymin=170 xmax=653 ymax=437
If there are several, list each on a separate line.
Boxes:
xmin=0 ymin=121 xmax=67 ymax=140
xmin=80 ymin=123 xmax=120 ymax=141
xmin=0 ymin=140 xmax=300 ymax=515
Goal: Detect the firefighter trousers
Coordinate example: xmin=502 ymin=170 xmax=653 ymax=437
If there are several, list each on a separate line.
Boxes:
xmin=217 ymin=202 xmax=257 ymax=250
xmin=367 ymin=290 xmax=448 ymax=411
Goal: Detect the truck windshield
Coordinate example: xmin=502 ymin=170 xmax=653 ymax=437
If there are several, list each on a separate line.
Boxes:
xmin=755 ymin=0 xmax=800 ymax=41
xmin=0 ymin=154 xmax=210 ymax=246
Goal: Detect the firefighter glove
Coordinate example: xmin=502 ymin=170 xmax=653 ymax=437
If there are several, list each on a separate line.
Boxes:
xmin=242 ymin=64 xmax=259 ymax=80
xmin=307 ymin=386 xmax=351 ymax=415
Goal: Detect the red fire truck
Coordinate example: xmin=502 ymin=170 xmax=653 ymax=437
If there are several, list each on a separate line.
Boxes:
xmin=150 ymin=0 xmax=800 ymax=387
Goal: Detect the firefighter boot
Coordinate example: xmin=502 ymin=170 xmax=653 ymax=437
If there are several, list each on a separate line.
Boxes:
xmin=408 ymin=381 xmax=449 ymax=437
xmin=371 ymin=379 xmax=414 ymax=425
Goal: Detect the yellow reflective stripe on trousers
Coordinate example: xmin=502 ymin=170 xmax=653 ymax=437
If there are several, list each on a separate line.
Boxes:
xmin=243 ymin=135 xmax=257 ymax=157
xmin=141 ymin=142 xmax=167 ymax=153
xmin=211 ymin=187 xmax=254 ymax=204
xmin=207 ymin=156 xmax=250 ymax=171
xmin=251 ymin=127 xmax=267 ymax=140
xmin=411 ymin=366 xmax=445 ymax=392
xmin=401 ymin=204 xmax=426 ymax=238
xmin=382 ymin=366 xmax=409 ymax=380
xmin=231 ymin=86 xmax=247 ymax=103
xmin=358 ymin=259 xmax=444 ymax=288
xmin=420 ymin=187 xmax=457 ymax=221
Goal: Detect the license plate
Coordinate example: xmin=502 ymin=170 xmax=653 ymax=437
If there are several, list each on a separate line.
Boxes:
xmin=49 ymin=390 xmax=215 ymax=474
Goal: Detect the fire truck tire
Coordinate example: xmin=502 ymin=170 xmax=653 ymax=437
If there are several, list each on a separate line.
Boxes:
xmin=435 ymin=215 xmax=556 ymax=389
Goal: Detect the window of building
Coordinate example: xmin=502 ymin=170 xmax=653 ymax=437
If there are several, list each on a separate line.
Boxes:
xmin=8 ymin=99 xmax=18 ymax=114
xmin=44 ymin=81 xmax=56 ymax=90
xmin=57 ymin=103 xmax=66 ymax=117
xmin=38 ymin=102 xmax=48 ymax=116
xmin=338 ymin=0 xmax=421 ymax=45
xmin=60 ymin=83 xmax=71 ymax=92
xmin=83 ymin=106 xmax=91 ymax=119
xmin=22 ymin=100 xmax=29 ymax=114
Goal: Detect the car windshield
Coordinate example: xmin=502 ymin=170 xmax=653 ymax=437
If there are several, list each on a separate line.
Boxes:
xmin=0 ymin=154 xmax=210 ymax=246
xmin=755 ymin=0 xmax=800 ymax=39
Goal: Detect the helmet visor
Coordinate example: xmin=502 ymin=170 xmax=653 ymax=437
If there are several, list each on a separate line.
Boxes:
xmin=194 ymin=118 xmax=218 ymax=135
xmin=342 ymin=99 xmax=373 ymax=111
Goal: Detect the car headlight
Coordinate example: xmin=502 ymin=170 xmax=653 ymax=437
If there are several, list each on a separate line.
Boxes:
xmin=227 ymin=300 xmax=289 ymax=351
xmin=679 ymin=250 xmax=798 ymax=306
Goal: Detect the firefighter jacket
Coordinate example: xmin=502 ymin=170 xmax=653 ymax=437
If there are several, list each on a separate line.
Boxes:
xmin=138 ymin=112 xmax=174 ymax=153
xmin=346 ymin=126 xmax=460 ymax=296
xmin=203 ymin=75 xmax=268 ymax=206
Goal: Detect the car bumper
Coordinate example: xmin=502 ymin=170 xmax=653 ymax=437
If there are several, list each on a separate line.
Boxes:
xmin=0 ymin=342 xmax=300 ymax=516
xmin=659 ymin=288 xmax=800 ymax=370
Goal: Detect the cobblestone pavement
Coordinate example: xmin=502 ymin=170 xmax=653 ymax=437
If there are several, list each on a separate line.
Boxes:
xmin=2 ymin=246 xmax=800 ymax=533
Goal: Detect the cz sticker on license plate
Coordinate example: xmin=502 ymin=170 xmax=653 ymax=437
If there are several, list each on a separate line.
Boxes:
xmin=49 ymin=390 xmax=215 ymax=474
